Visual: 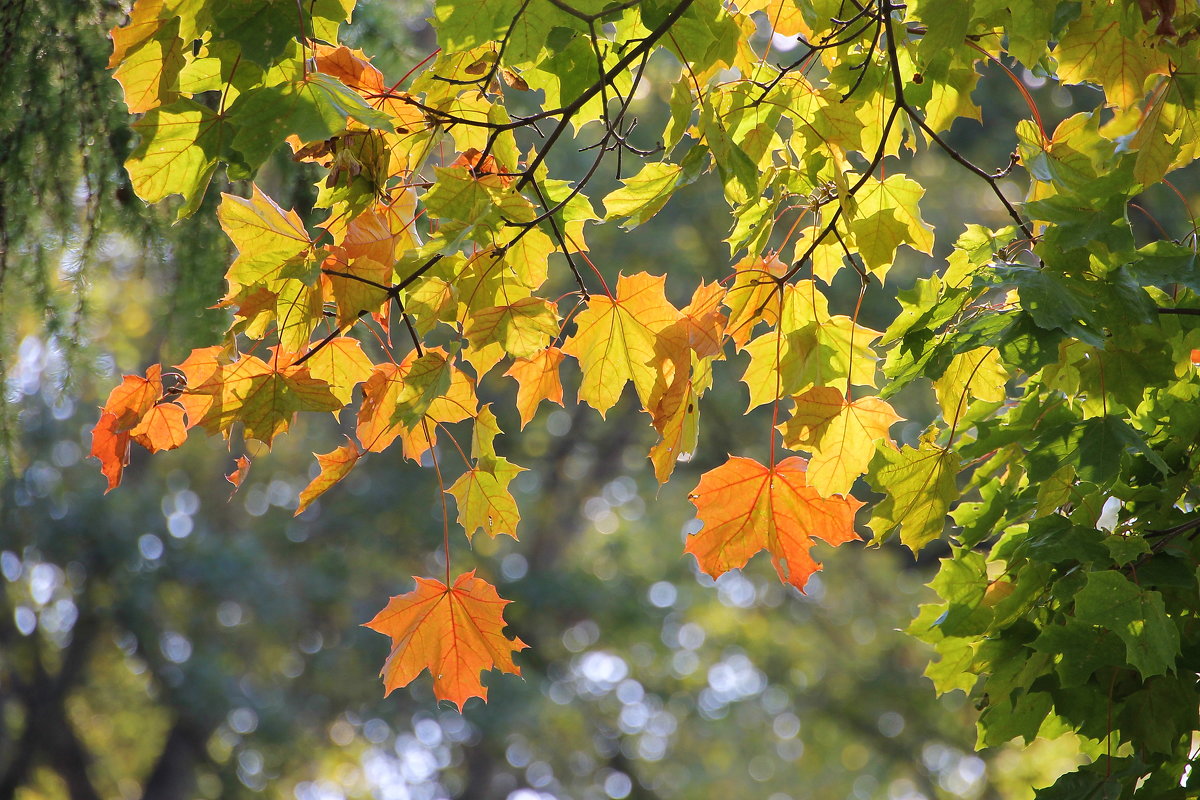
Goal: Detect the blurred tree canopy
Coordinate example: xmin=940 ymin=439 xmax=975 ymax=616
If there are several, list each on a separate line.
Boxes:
xmin=4 ymin=0 xmax=1200 ymax=799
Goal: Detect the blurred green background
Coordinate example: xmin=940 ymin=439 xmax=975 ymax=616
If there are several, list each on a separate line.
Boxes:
xmin=7 ymin=0 xmax=1194 ymax=797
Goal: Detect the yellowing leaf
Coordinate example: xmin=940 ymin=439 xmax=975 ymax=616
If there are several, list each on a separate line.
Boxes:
xmin=932 ymin=347 xmax=1008 ymax=423
xmin=1057 ymin=10 xmax=1169 ymax=110
xmin=112 ymin=16 xmax=183 ymax=113
xmin=126 ymin=99 xmax=225 ymax=215
xmin=389 ymin=350 xmax=453 ymax=428
xmin=603 ymin=162 xmax=684 ymax=229
xmin=296 ymin=437 xmax=362 ymax=515
xmin=326 ymin=254 xmax=392 ymax=326
xmin=363 ymin=571 xmax=527 ymax=710
xmin=447 ymin=458 xmax=524 ymax=540
xmin=739 ymin=0 xmax=809 ymax=36
xmin=562 ymin=273 xmax=683 ymax=416
xmin=679 ymin=281 xmax=728 ymax=359
xmin=781 ymin=388 xmax=901 ymax=497
xmin=504 ymin=347 xmax=565 ymax=429
xmin=740 ymin=283 xmax=865 ymax=409
xmin=274 ymin=278 xmax=323 ymax=354
xmin=108 ymin=0 xmax=166 ymax=68
xmin=464 ymin=297 xmax=560 ymax=360
xmin=219 ymin=186 xmax=312 ymax=288
xmin=301 ymin=337 xmax=376 ymax=405
xmin=237 ymin=358 xmax=343 ymax=445
xmin=686 ymin=456 xmax=862 ymax=591
xmin=724 ymin=255 xmax=785 ymax=348
xmin=849 ymin=176 xmax=935 ymax=280
xmin=648 ymin=368 xmax=700 ymax=484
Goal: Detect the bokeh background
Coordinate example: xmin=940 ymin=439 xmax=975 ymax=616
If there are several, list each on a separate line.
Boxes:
xmin=4 ymin=1 xmax=1196 ymax=798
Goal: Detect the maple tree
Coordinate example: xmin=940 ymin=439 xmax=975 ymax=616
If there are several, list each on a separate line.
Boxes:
xmin=93 ymin=0 xmax=1200 ymax=794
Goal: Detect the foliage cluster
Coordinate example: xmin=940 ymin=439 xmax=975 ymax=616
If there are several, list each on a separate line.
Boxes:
xmin=93 ymin=0 xmax=1200 ymax=795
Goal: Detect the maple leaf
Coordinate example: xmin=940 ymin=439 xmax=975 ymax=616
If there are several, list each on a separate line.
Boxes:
xmin=300 ymin=337 xmax=376 ymax=405
xmin=176 ymin=348 xmax=341 ymax=443
xmin=108 ymin=0 xmax=167 ymax=68
xmin=446 ymin=407 xmax=524 ymax=539
xmin=867 ymin=443 xmax=959 ymax=552
xmin=686 ymin=456 xmax=862 ymax=591
xmin=363 ymin=571 xmax=527 ymax=710
xmin=724 ymin=255 xmax=785 ymax=348
xmin=126 ymin=99 xmax=228 ymax=215
xmin=678 ymin=281 xmax=728 ymax=359
xmin=111 ymin=14 xmax=184 ymax=113
xmin=312 ymin=43 xmax=387 ymax=95
xmin=780 ymin=387 xmax=901 ymax=497
xmin=504 ymin=347 xmax=565 ymax=429
xmin=562 ymin=272 xmax=684 ymax=417
xmin=356 ymin=349 xmax=478 ymax=457
xmin=1056 ymin=9 xmax=1170 ymax=110
xmin=464 ymin=297 xmax=560 ymax=360
xmin=129 ymin=402 xmax=189 ymax=453
xmin=739 ymin=282 xmax=850 ymax=409
xmin=90 ymin=364 xmax=174 ymax=490
xmin=447 ymin=460 xmax=524 ymax=539
xmin=226 ymin=455 xmax=251 ymax=497
xmin=218 ymin=186 xmax=312 ymax=288
xmin=90 ymin=412 xmax=131 ymax=493
xmin=325 ymin=254 xmax=393 ymax=326
xmin=647 ymin=367 xmax=699 ymax=484
xmin=296 ymin=437 xmax=362 ymax=515
xmin=99 ymin=364 xmax=163 ymax=431
xmin=932 ymin=347 xmax=1008 ymax=423
xmin=237 ymin=358 xmax=343 ymax=445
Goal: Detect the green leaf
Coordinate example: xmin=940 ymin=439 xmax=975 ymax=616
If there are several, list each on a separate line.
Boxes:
xmin=603 ymin=162 xmax=685 ymax=229
xmin=126 ymin=99 xmax=227 ymax=217
xmin=1073 ymin=571 xmax=1180 ymax=679
xmin=229 ymin=74 xmax=392 ymax=169
xmin=868 ymin=443 xmax=960 ymax=552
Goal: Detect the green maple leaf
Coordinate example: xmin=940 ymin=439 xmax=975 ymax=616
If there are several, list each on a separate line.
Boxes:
xmin=867 ymin=442 xmax=960 ymax=552
xmin=1073 ymin=571 xmax=1179 ymax=679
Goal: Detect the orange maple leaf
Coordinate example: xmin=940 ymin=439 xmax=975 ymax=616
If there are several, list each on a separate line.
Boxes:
xmin=101 ymin=364 xmax=163 ymax=430
xmin=363 ymin=571 xmax=527 ymax=710
xmin=226 ymin=455 xmax=251 ymax=498
xmin=312 ymin=43 xmax=387 ymax=95
xmin=90 ymin=411 xmax=131 ymax=493
xmin=296 ymin=437 xmax=362 ymax=515
xmin=686 ymin=456 xmax=862 ymax=591
xmin=504 ymin=346 xmax=565 ymax=428
xmin=129 ymin=402 xmax=189 ymax=453
xmin=90 ymin=364 xmax=169 ymax=490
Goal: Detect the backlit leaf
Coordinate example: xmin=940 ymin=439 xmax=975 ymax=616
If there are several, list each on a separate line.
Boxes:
xmin=297 ymin=437 xmax=362 ymax=515
xmin=781 ymin=388 xmax=902 ymax=497
xmin=363 ymin=571 xmax=527 ymax=710
xmin=867 ymin=443 xmax=959 ymax=552
xmin=686 ymin=456 xmax=862 ymax=591
xmin=562 ymin=273 xmax=683 ymax=416
xmin=504 ymin=347 xmax=565 ymax=429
